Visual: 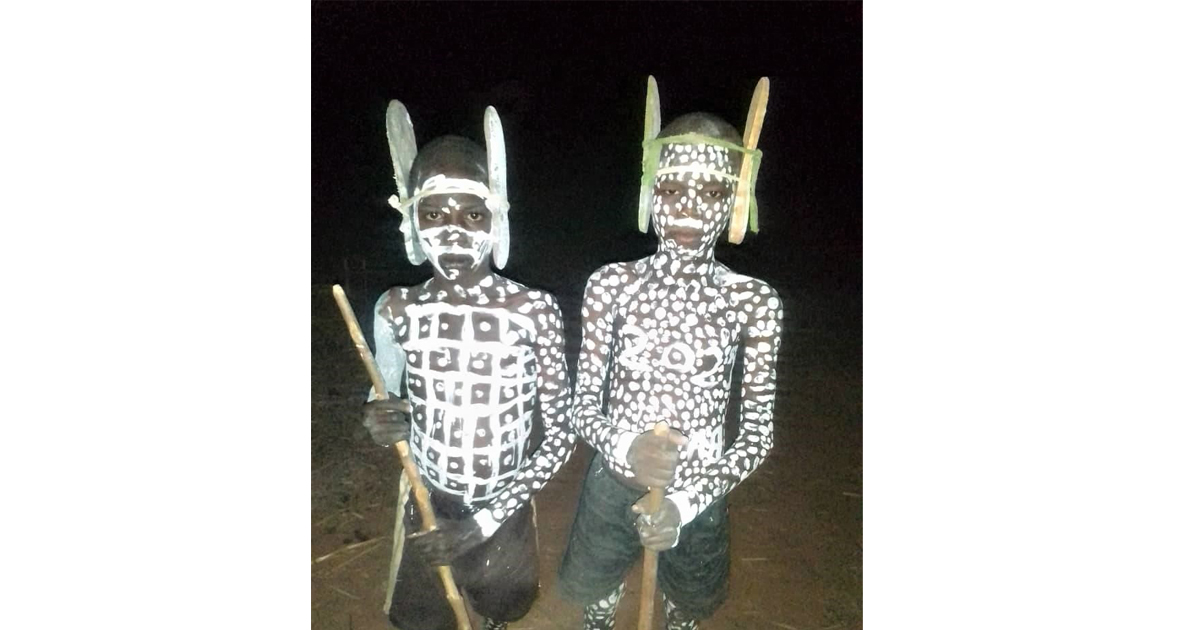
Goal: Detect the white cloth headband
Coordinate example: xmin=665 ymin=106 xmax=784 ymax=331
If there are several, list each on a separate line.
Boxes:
xmin=396 ymin=174 xmax=510 ymax=214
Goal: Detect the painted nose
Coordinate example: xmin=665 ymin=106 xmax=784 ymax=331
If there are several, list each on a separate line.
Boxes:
xmin=447 ymin=212 xmax=475 ymax=235
xmin=680 ymin=190 xmax=699 ymax=217
xmin=443 ymin=223 xmax=470 ymax=246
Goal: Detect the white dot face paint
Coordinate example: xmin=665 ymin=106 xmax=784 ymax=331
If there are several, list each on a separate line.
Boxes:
xmin=415 ymin=192 xmax=496 ymax=280
xmin=651 ymin=143 xmax=736 ymax=256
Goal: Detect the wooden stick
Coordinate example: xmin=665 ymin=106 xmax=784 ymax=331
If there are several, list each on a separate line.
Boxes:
xmin=637 ymin=421 xmax=671 ymax=630
xmin=331 ymin=285 xmax=473 ymax=630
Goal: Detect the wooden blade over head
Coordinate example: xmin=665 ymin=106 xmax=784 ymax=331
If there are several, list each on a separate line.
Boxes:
xmin=639 ymin=76 xmax=661 ymax=233
xmin=729 ymin=77 xmax=769 ymax=244
xmin=484 ymin=106 xmax=510 ymax=268
xmin=385 ymin=100 xmax=418 ymax=202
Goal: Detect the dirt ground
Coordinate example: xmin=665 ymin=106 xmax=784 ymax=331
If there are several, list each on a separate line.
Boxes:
xmin=311 ymin=283 xmax=862 ymax=630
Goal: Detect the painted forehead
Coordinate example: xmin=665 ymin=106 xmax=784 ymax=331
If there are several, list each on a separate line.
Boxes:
xmin=656 ymin=143 xmax=735 ymax=180
xmin=414 ymin=170 xmax=489 ymax=193
xmin=420 ymin=193 xmax=487 ymax=210
xmin=413 ymin=172 xmax=492 ymax=212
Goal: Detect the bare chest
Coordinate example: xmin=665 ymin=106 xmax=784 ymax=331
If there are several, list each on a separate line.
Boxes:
xmin=390 ymin=301 xmax=540 ymax=501
xmin=394 ymin=302 xmax=538 ymax=407
xmin=614 ymin=284 xmax=743 ymax=388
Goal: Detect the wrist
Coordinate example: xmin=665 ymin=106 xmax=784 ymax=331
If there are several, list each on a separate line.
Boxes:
xmin=615 ymin=430 xmax=640 ymax=466
xmin=665 ymin=492 xmax=699 ymax=528
xmin=472 ymin=507 xmax=502 ymax=538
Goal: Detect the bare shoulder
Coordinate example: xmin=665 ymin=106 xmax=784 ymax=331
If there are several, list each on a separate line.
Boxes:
xmin=581 ymin=261 xmax=642 ymax=314
xmin=717 ymin=267 xmax=782 ymax=320
xmin=587 ymin=259 xmax=642 ymax=290
xmin=376 ymin=285 xmax=415 ymax=321
xmin=493 ymin=276 xmax=561 ymax=317
xmin=377 ymin=279 xmax=440 ymax=317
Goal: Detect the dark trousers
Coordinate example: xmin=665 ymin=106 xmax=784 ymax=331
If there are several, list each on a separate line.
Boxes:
xmin=389 ymin=494 xmax=538 ymax=630
xmin=558 ymin=454 xmax=730 ymax=620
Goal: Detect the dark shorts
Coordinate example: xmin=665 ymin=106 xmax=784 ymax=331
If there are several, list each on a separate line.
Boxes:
xmin=557 ymin=454 xmax=730 ymax=620
xmin=389 ymin=493 xmax=538 ymax=630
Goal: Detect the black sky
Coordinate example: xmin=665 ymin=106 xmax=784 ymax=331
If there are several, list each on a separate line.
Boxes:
xmin=313 ymin=1 xmax=861 ymax=329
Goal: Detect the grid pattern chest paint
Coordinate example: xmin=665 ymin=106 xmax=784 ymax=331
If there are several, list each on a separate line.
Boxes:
xmin=373 ymin=276 xmax=574 ymax=534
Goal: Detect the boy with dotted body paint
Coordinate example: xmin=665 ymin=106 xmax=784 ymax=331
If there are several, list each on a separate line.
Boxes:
xmin=362 ymin=102 xmax=575 ymax=630
xmin=558 ymin=80 xmax=782 ymax=630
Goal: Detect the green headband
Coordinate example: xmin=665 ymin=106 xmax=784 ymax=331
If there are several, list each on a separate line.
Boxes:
xmin=638 ymin=133 xmax=764 ymax=235
xmin=636 ymin=76 xmax=770 ymax=242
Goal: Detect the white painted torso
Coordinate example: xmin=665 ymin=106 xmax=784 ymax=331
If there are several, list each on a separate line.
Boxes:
xmin=397 ymin=301 xmax=538 ymax=502
xmin=607 ymin=264 xmax=744 ymax=470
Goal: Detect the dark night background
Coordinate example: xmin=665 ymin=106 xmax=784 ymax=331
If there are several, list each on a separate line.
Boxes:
xmin=312 ymin=1 xmax=861 ymax=337
xmin=312 ymin=3 xmax=862 ymax=625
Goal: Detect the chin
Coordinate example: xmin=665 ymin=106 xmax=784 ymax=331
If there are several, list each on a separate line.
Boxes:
xmin=665 ymin=235 xmax=704 ymax=250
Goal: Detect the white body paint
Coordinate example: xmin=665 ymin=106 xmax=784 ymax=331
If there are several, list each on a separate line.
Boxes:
xmin=373 ymin=277 xmax=575 ymax=537
xmin=396 ymin=174 xmax=512 ymax=271
xmin=418 ymin=224 xmax=495 ymax=280
xmin=651 ymin=144 xmax=736 ymax=256
xmin=401 ymin=301 xmax=536 ymax=500
xmin=400 ymin=174 xmax=508 ymax=214
xmin=666 ymin=217 xmax=704 ymax=230
xmin=573 ymin=141 xmax=783 ymax=528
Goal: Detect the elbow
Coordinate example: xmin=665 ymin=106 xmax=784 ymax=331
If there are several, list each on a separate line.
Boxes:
xmin=749 ymin=419 xmax=774 ymax=461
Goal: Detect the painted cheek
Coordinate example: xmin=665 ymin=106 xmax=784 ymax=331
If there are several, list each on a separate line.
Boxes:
xmin=652 ymin=175 xmax=684 ymax=227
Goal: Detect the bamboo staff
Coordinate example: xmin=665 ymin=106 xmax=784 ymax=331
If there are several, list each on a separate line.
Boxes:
xmin=331 ymin=285 xmax=473 ymax=630
xmin=637 ymin=421 xmax=672 ymax=630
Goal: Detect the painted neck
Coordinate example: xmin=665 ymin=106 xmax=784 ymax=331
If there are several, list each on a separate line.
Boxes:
xmin=656 ymin=235 xmax=716 ymax=260
xmin=650 ymin=245 xmax=716 ymax=284
xmin=428 ymin=263 xmax=494 ymax=297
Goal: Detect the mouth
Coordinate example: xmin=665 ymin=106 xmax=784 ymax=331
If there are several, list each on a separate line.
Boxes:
xmin=663 ymin=223 xmax=704 ymax=242
xmin=438 ymin=253 xmax=477 ymax=268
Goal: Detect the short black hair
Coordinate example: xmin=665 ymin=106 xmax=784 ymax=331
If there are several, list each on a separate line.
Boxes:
xmin=409 ymin=135 xmax=489 ymax=192
xmin=658 ymin=112 xmax=742 ymax=146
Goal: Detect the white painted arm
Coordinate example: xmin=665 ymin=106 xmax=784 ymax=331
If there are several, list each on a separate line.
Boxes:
xmin=666 ymin=283 xmax=783 ymax=526
xmin=368 ymin=290 xmax=406 ymax=401
xmin=572 ymin=267 xmax=641 ymax=478
xmin=473 ymin=294 xmax=576 ymax=537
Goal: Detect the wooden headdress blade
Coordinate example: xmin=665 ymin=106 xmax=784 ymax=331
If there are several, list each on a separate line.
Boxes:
xmin=638 ymin=76 xmax=661 ymax=233
xmin=386 ymin=100 xmax=418 ymax=204
xmin=729 ymin=77 xmax=769 ymax=244
xmin=386 ymin=100 xmax=425 ymax=265
xmin=484 ymin=106 xmax=510 ymax=269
